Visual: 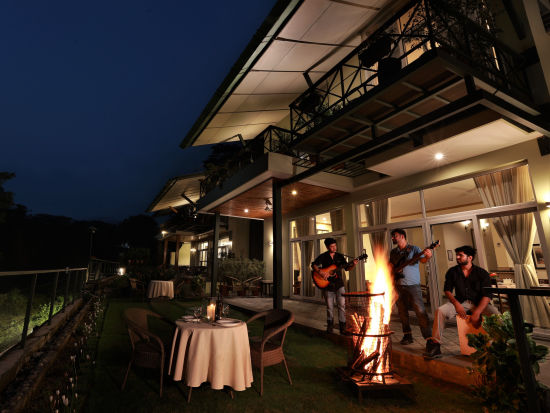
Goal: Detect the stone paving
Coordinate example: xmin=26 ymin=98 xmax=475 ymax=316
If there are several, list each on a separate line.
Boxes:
xmin=225 ymin=296 xmax=550 ymax=386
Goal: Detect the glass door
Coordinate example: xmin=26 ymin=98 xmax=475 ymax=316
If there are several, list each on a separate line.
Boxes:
xmin=291 ymin=241 xmax=302 ymax=297
xmin=479 ymin=211 xmax=549 ymax=313
xmin=290 ymin=239 xmax=322 ymax=300
xmin=388 ymin=225 xmax=432 ymax=314
xmin=359 ymin=225 xmax=431 ymax=312
xmin=360 ymin=230 xmax=387 ymax=292
xmin=429 ymin=220 xmax=478 ymax=310
xmin=302 ymin=240 xmax=319 ymax=299
xmin=314 ymin=236 xmax=350 ymax=293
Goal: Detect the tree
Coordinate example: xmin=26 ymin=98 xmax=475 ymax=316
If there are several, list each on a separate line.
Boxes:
xmin=116 ymin=215 xmax=159 ymax=265
xmin=0 ymin=172 xmax=15 ymax=224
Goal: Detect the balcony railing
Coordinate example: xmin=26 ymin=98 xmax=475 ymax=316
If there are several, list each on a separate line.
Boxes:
xmin=289 ymin=0 xmax=529 ymax=135
xmin=199 ymin=126 xmax=299 ymax=197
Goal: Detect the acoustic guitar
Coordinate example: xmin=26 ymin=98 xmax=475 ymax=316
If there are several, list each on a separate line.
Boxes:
xmin=391 ymin=240 xmax=440 ymax=285
xmin=312 ymin=252 xmax=368 ymax=289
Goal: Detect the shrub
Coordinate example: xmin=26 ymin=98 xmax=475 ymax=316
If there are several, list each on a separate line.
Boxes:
xmin=467 ymin=312 xmax=548 ymax=412
xmin=218 ymin=257 xmax=265 ymax=289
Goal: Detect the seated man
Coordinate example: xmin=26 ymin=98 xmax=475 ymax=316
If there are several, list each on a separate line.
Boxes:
xmin=424 ymin=245 xmax=499 ymax=359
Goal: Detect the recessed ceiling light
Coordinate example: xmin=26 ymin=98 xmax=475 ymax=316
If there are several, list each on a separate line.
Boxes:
xmin=434 ymin=153 xmax=444 ymax=160
xmin=244 ymin=208 xmax=249 ymax=213
xmin=291 ymin=190 xmax=297 ymax=196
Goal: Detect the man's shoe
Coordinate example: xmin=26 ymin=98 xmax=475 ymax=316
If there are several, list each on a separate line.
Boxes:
xmin=399 ymin=334 xmax=413 ymax=345
xmin=326 ymin=320 xmax=333 ymax=334
xmin=339 ymin=322 xmax=347 ymax=335
xmin=423 ymin=341 xmax=441 ymax=359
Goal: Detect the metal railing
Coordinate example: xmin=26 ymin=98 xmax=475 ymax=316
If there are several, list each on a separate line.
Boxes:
xmin=87 ymin=258 xmax=120 ymax=282
xmin=0 ymin=260 xmax=118 ymax=355
xmin=289 ymin=0 xmax=528 ymax=135
xmin=199 ymin=126 xmax=299 ymax=197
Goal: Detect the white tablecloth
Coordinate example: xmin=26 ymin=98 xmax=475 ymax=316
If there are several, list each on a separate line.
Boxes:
xmin=147 ymin=280 xmax=174 ymax=299
xmin=168 ymin=320 xmax=253 ymax=391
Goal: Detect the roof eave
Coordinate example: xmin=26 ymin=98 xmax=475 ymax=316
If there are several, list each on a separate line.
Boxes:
xmin=146 ymin=171 xmax=204 ymax=213
xmin=179 ymin=0 xmax=303 ymax=149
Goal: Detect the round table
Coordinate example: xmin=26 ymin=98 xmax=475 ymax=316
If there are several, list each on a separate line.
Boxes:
xmin=168 ymin=319 xmax=253 ymax=392
xmin=147 ymin=280 xmax=174 ymax=299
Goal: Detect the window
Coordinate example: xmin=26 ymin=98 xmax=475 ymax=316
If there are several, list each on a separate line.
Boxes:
xmin=359 ymin=165 xmax=534 ymax=226
xmin=291 ymin=208 xmax=343 ymax=238
xmin=359 ymin=192 xmax=421 ymax=227
xmin=218 ymin=237 xmax=232 ymax=258
xmin=198 ymin=241 xmax=209 ymax=267
xmin=290 ymin=217 xmax=314 ymax=238
xmin=423 ymin=179 xmax=484 ymax=217
xmin=389 ymin=192 xmax=422 ymax=222
xmin=315 ymin=209 xmax=343 ymax=234
xmin=289 ymin=208 xmax=345 ymax=300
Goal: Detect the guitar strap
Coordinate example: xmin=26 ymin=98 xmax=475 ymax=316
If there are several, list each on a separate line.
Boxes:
xmin=396 ymin=245 xmax=412 ymax=263
xmin=392 ymin=245 xmax=413 ymax=281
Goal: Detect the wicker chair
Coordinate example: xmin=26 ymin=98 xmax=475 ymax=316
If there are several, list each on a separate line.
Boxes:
xmin=129 ymin=278 xmax=146 ymax=299
xmin=247 ymin=309 xmax=294 ymax=396
xmin=121 ymin=308 xmax=174 ymax=396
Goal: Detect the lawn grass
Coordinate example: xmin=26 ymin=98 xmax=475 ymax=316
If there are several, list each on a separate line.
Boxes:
xmin=85 ymin=298 xmax=483 ymax=413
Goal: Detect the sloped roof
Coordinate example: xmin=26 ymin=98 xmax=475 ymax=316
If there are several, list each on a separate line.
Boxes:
xmin=181 ymin=0 xmax=397 ymax=148
xmin=147 ymin=172 xmax=203 ymax=213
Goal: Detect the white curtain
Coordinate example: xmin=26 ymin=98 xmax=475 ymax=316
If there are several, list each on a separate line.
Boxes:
xmin=329 ymin=209 xmax=343 ymax=232
xmin=365 ymin=199 xmax=389 ymax=260
xmin=474 ymin=166 xmax=550 ymax=327
xmin=295 ymin=217 xmax=315 ymax=296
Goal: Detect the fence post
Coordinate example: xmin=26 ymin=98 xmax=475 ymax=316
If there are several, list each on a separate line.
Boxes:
xmin=21 ymin=273 xmax=38 ymax=348
xmin=71 ymin=271 xmax=78 ymax=304
xmin=79 ymin=270 xmax=84 ymax=298
xmin=63 ymin=268 xmax=71 ymax=311
xmin=48 ymin=271 xmax=60 ymax=324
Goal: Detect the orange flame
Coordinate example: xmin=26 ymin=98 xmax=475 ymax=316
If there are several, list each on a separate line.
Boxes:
xmin=368 ymin=248 xmax=395 ymax=324
xmin=356 ymin=247 xmax=395 ymax=375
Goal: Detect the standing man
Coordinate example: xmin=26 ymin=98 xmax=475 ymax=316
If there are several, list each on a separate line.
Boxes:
xmin=424 ymin=245 xmax=499 ymax=359
xmin=390 ymin=228 xmax=433 ymax=348
xmin=312 ymin=238 xmax=357 ymax=334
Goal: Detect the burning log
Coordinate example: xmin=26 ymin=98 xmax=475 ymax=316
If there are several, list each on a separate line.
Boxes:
xmin=351 ymin=349 xmax=380 ymax=371
xmin=351 ymin=316 xmax=368 ymax=362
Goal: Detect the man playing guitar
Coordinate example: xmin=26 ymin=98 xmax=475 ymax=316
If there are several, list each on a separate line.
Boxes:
xmin=390 ymin=228 xmax=433 ymax=350
xmin=311 ymin=238 xmax=358 ymax=334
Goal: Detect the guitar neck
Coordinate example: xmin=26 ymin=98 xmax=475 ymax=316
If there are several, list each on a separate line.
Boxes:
xmin=394 ymin=252 xmax=424 ymax=274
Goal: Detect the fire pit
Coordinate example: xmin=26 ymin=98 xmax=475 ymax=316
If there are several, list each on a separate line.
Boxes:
xmin=344 ymin=291 xmax=393 ymax=379
xmin=337 ymin=258 xmax=413 ymax=402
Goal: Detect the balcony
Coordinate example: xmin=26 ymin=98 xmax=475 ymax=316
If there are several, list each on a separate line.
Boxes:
xmin=199 ymin=126 xmax=299 ymax=198
xmin=289 ymin=0 xmax=529 ymax=137
xmin=198 ymin=0 xmax=540 ymax=196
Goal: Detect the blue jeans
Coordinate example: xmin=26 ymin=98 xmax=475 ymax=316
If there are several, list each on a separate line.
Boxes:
xmin=323 ymin=287 xmax=346 ymax=323
xmin=396 ymin=284 xmax=432 ymax=339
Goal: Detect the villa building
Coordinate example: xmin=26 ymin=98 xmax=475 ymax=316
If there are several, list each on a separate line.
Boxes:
xmin=150 ymin=0 xmax=550 ymax=326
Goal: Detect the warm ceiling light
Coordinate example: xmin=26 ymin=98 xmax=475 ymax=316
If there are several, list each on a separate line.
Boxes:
xmin=291 ymin=190 xmax=297 ymax=196
xmin=161 ymin=230 xmax=167 ymax=236
xmin=244 ymin=208 xmax=249 ymax=213
xmin=434 ymin=153 xmax=444 ymax=160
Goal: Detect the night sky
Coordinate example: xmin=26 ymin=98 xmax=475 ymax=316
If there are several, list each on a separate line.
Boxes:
xmin=1 ymin=1 xmax=276 ymax=221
